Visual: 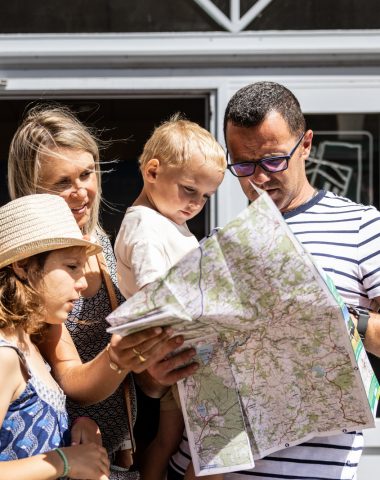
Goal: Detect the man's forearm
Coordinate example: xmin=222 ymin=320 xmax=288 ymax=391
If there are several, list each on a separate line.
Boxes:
xmin=364 ymin=310 xmax=380 ymax=357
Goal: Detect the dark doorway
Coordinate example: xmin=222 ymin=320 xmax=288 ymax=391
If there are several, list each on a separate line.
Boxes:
xmin=0 ymin=96 xmax=209 ymax=241
xmin=0 ymin=94 xmax=209 ymax=456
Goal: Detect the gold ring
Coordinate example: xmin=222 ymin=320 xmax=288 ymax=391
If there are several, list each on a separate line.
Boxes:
xmin=133 ymin=348 xmax=147 ymax=363
xmin=138 ymin=354 xmax=147 ymax=363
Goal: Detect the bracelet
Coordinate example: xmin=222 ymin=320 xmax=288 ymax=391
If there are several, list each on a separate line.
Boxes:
xmin=55 ymin=447 xmax=70 ymax=477
xmin=106 ymin=343 xmax=124 ymax=374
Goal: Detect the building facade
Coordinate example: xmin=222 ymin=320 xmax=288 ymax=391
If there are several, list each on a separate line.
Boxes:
xmin=0 ymin=1 xmax=379 ymax=476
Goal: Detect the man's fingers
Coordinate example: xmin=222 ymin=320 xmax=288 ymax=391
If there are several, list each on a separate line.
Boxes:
xmin=161 ymin=362 xmax=199 ymax=384
xmin=147 ymin=346 xmax=199 ymax=384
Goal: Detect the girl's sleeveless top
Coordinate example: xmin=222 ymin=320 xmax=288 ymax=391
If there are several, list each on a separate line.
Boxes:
xmin=65 ymin=233 xmax=137 ymax=457
xmin=0 ymin=338 xmax=69 ymax=460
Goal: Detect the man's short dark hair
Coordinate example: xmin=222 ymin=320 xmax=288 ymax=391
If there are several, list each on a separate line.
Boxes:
xmin=224 ymin=81 xmax=306 ymax=139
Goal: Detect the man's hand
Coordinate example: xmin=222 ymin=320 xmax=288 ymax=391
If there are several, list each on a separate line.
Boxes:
xmin=134 ymin=335 xmax=199 ymax=397
xmin=148 ymin=343 xmax=199 ymax=386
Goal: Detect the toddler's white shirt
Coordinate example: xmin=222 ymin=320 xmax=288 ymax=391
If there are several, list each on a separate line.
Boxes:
xmin=115 ymin=206 xmax=199 ymax=299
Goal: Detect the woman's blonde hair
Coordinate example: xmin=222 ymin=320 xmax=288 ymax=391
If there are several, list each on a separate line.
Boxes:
xmin=139 ymin=114 xmax=226 ymax=172
xmin=0 ymin=253 xmax=48 ymax=335
xmin=8 ymin=104 xmax=102 ymax=235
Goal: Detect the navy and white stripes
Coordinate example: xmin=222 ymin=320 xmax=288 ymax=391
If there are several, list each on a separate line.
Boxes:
xmin=285 ymin=190 xmax=380 ymax=306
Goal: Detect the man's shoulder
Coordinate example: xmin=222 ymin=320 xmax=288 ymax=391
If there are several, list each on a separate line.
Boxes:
xmin=322 ymin=191 xmax=380 ymax=219
xmin=286 ymin=190 xmax=380 ymax=230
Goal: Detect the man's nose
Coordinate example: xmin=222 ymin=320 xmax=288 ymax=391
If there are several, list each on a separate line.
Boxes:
xmin=250 ymin=165 xmax=270 ymax=185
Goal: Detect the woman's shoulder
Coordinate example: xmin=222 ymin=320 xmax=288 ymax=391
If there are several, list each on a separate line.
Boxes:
xmin=95 ymin=231 xmax=116 ymax=262
xmin=93 ymin=230 xmax=124 ymax=303
xmin=95 ymin=230 xmax=112 ymax=248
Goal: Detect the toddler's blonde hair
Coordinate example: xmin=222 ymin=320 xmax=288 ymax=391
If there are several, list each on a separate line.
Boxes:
xmin=139 ymin=114 xmax=226 ymax=172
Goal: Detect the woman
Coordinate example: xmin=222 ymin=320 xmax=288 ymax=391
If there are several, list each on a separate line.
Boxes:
xmin=7 ymin=104 xmax=197 ymax=479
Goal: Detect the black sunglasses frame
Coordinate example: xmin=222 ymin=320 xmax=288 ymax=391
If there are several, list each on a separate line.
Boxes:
xmin=227 ymin=133 xmax=305 ymax=178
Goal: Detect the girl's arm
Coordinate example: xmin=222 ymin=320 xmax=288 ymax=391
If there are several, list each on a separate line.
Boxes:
xmin=39 ymin=323 xmax=189 ymax=405
xmin=0 ymin=445 xmax=110 ymax=480
xmin=0 ymin=451 xmax=65 ymax=480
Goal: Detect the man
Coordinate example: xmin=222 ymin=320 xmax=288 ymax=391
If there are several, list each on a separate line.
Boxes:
xmin=152 ymin=81 xmax=380 ymax=480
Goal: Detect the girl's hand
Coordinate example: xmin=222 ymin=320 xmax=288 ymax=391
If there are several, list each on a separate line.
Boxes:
xmin=60 ymin=443 xmax=110 ymax=479
xmin=70 ymin=417 xmax=102 ymax=446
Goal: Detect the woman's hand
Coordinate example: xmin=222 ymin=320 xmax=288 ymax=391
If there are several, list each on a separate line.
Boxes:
xmin=40 ymin=323 xmax=199 ymax=405
xmin=70 ymin=417 xmax=102 ymax=446
xmin=108 ymin=327 xmax=189 ymax=374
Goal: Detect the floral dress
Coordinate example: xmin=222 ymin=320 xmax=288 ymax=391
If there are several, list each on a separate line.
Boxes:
xmin=65 ymin=233 xmax=138 ymax=479
xmin=0 ymin=339 xmax=70 ymax=462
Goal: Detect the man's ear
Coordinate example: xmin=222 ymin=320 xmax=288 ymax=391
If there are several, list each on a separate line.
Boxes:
xmin=144 ymin=158 xmax=160 ymax=183
xmin=301 ymin=129 xmax=313 ymax=159
xmin=12 ymin=260 xmax=28 ymax=280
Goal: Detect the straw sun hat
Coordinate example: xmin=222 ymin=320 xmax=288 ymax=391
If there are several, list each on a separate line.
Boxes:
xmin=0 ymin=194 xmax=102 ymax=269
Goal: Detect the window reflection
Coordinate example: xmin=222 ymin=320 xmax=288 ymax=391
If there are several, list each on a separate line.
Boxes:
xmin=305 ymin=114 xmax=379 ymax=208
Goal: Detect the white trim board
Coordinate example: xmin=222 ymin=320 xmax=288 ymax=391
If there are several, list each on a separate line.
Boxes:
xmin=1 ymin=31 xmax=380 ymax=68
xmin=3 ymin=74 xmax=380 ymax=113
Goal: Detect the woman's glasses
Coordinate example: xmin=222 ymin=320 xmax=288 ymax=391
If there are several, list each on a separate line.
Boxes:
xmin=227 ymin=133 xmax=305 ymax=177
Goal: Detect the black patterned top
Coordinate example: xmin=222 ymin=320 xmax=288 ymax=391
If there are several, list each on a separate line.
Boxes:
xmin=65 ymin=233 xmax=137 ymax=460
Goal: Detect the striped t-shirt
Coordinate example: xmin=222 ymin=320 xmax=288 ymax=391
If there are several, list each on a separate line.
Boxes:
xmin=169 ymin=190 xmax=380 ymax=480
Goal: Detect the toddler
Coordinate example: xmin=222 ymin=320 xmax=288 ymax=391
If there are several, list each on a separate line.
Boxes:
xmin=115 ymin=115 xmax=226 ymax=480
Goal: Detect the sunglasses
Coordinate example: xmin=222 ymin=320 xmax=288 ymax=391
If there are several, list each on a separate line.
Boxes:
xmin=227 ymin=133 xmax=305 ymax=177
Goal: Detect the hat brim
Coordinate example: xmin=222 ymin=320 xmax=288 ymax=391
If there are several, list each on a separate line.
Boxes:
xmin=0 ymin=237 xmax=102 ymax=270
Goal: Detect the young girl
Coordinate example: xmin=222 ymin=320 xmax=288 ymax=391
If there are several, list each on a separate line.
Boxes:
xmin=0 ymin=193 xmax=110 ymax=480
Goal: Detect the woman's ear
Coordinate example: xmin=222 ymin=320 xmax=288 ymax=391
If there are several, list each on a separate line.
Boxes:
xmin=144 ymin=158 xmax=160 ymax=183
xmin=12 ymin=260 xmax=29 ymax=281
